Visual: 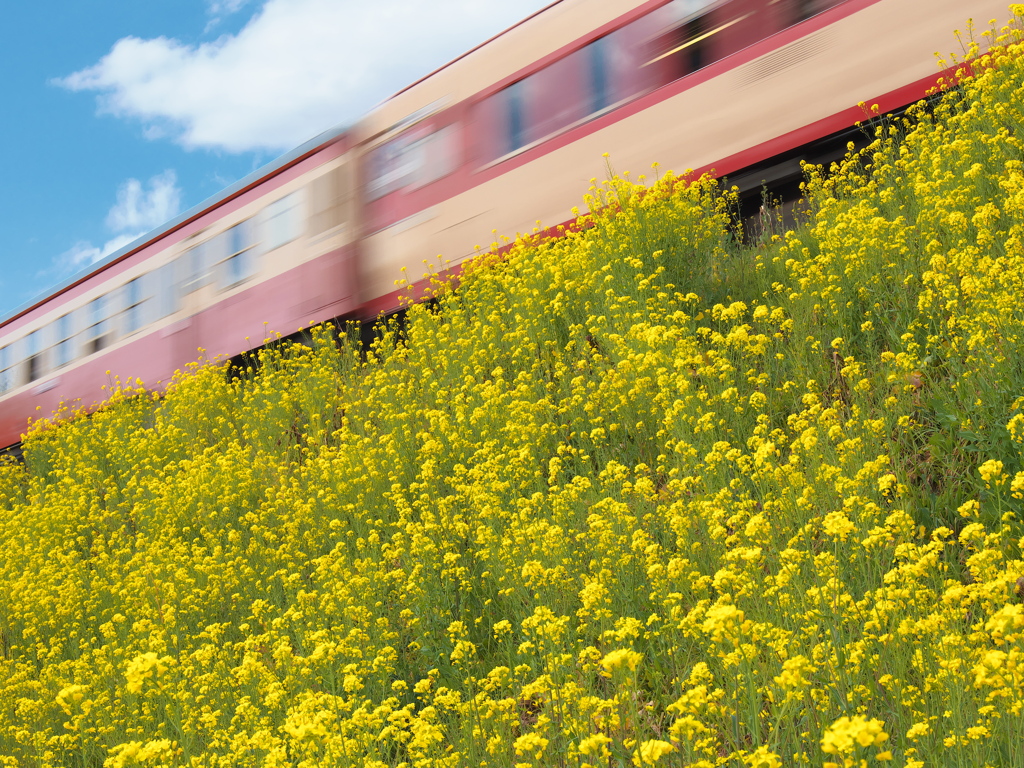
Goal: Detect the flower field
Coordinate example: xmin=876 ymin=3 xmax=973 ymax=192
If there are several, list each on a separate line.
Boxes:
xmin=4 ymin=13 xmax=1024 ymax=768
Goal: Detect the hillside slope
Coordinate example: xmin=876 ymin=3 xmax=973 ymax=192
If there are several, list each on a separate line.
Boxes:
xmin=2 ymin=12 xmax=1024 ymax=768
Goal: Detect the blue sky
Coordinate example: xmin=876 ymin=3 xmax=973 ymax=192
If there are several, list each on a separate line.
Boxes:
xmin=0 ymin=0 xmax=551 ymax=319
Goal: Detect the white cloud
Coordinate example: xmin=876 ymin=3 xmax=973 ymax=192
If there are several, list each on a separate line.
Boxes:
xmin=56 ymin=0 xmax=551 ymax=153
xmin=51 ymin=172 xmax=183 ymax=277
xmin=208 ymin=0 xmax=252 ymax=16
xmin=58 ymin=232 xmax=142 ymax=272
xmin=105 ymin=170 xmax=182 ymax=233
xmin=205 ymin=0 xmax=254 ymax=32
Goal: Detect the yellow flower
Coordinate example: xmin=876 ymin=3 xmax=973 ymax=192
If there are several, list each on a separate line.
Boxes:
xmin=978 ymin=459 xmax=1005 ymax=485
xmin=744 ymin=746 xmax=783 ymax=768
xmin=632 ymin=739 xmax=674 ymax=765
xmin=600 ymin=648 xmax=642 ymax=677
xmin=514 ymin=732 xmax=549 ymax=759
xmin=124 ymin=652 xmax=173 ymax=694
xmin=984 ymin=604 xmax=1024 ymax=644
xmin=55 ymin=684 xmax=87 ymax=715
xmin=774 ymin=655 xmax=814 ymax=691
xmin=701 ymin=602 xmax=747 ymax=645
xmin=906 ymin=722 xmax=930 ymax=740
xmin=822 ymin=715 xmax=889 ymax=761
xmin=822 ymin=510 xmax=857 ymax=541
xmin=578 ymin=733 xmax=612 ymax=757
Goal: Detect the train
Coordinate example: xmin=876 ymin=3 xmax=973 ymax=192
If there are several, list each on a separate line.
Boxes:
xmin=0 ymin=0 xmax=1011 ymax=449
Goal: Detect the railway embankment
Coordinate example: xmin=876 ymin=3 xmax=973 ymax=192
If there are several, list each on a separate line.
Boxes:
xmin=2 ymin=14 xmax=1024 ymax=767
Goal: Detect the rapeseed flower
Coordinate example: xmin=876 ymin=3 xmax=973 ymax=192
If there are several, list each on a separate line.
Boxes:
xmin=1 ymin=12 xmax=1024 ymax=767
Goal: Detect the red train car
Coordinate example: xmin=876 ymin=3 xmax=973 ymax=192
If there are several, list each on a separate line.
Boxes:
xmin=0 ymin=0 xmax=1010 ymax=449
xmin=0 ymin=132 xmax=357 ymax=448
xmin=354 ymin=0 xmax=1009 ymax=311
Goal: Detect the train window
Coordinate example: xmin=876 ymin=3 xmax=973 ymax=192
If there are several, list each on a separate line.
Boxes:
xmin=590 ymin=23 xmax=659 ymax=109
xmin=25 ymin=330 xmax=43 ymax=383
xmin=589 ymin=37 xmax=611 ymax=114
xmin=157 ymin=261 xmax=180 ymax=319
xmin=476 ymin=77 xmax=538 ymax=162
xmin=0 ymin=344 xmax=11 ymax=393
xmin=474 ymin=80 xmax=534 ymax=162
xmin=122 ymin=276 xmax=148 ymax=335
xmin=644 ymin=0 xmax=729 ymax=81
xmin=506 ymin=80 xmax=526 ymax=155
xmin=531 ymin=47 xmax=594 ymax=144
xmin=219 ymin=220 xmax=256 ymax=289
xmin=53 ymin=312 xmax=75 ymax=368
xmin=85 ymin=295 xmax=111 ymax=355
xmin=182 ymin=241 xmax=208 ymax=294
xmin=264 ymin=192 xmax=302 ymax=250
xmin=416 ymin=127 xmax=458 ymax=188
xmin=366 ymin=126 xmax=458 ymax=200
xmin=772 ymin=0 xmax=838 ymax=26
xmin=475 ymin=19 xmax=665 ymax=166
xmin=367 ymin=139 xmax=412 ymax=199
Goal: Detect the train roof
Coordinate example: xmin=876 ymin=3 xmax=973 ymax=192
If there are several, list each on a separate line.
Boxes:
xmin=1 ymin=124 xmax=350 ymax=331
xmin=378 ymin=1 xmax=565 ymax=107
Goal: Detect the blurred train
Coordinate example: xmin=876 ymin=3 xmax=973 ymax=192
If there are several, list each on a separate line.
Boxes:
xmin=0 ymin=0 xmax=1011 ymax=449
